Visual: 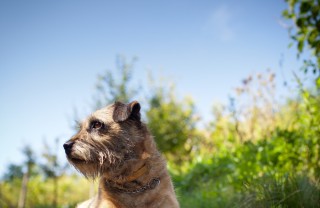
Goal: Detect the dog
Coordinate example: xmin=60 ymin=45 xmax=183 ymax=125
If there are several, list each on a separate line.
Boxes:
xmin=63 ymin=101 xmax=179 ymax=208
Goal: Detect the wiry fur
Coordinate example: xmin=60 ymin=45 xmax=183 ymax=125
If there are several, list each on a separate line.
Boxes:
xmin=64 ymin=101 xmax=179 ymax=208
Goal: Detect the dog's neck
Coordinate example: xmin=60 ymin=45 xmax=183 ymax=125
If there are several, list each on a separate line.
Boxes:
xmin=111 ymin=163 xmax=149 ymax=184
xmin=102 ymin=162 xmax=161 ymax=194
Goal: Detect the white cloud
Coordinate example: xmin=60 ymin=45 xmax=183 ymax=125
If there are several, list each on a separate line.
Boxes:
xmin=204 ymin=4 xmax=235 ymax=42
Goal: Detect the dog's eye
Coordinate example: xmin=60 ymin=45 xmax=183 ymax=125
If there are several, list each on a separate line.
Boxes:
xmin=91 ymin=121 xmax=103 ymax=129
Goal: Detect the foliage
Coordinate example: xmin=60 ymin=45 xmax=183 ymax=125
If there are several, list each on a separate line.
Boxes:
xmin=0 ymin=174 xmax=91 ymax=208
xmin=283 ymin=0 xmax=320 ymax=85
xmin=170 ymin=68 xmax=320 ymax=207
xmin=2 ymin=164 xmax=23 ymax=182
xmin=239 ymin=175 xmax=320 ymax=208
xmin=146 ymin=84 xmax=200 ymax=167
xmin=18 ymin=145 xmax=37 ymax=208
xmin=21 ymin=145 xmax=36 ymax=170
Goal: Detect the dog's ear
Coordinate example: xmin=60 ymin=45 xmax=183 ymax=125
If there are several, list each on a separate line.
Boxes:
xmin=129 ymin=101 xmax=141 ymax=121
xmin=113 ymin=101 xmax=141 ymax=122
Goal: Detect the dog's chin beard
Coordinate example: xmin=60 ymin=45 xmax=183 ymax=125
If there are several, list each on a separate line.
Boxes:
xmin=72 ymin=163 xmax=102 ymax=179
xmin=69 ymin=154 xmax=125 ymax=180
xmin=73 ymin=162 xmax=125 ymax=180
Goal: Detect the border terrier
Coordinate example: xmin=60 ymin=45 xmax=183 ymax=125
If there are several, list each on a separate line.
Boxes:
xmin=63 ymin=101 xmax=179 ymax=208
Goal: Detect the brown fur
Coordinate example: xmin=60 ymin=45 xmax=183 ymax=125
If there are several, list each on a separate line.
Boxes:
xmin=63 ymin=101 xmax=179 ymax=208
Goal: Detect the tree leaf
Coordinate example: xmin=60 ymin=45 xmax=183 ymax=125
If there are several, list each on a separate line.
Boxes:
xmin=298 ymin=39 xmax=304 ymax=52
xmin=300 ymin=2 xmax=311 ymax=14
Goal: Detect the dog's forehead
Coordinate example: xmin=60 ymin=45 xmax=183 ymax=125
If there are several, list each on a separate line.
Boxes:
xmin=91 ymin=104 xmax=114 ymax=122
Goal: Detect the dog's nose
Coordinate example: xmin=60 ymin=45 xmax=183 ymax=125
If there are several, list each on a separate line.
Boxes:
xmin=63 ymin=141 xmax=74 ymax=155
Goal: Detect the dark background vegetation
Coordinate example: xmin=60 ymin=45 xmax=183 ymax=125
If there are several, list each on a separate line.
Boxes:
xmin=1 ymin=0 xmax=320 ymax=207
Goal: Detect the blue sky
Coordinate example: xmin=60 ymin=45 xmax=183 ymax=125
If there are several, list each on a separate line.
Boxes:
xmin=0 ymin=1 xmax=301 ymax=175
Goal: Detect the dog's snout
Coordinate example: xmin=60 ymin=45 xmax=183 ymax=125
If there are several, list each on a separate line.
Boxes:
xmin=63 ymin=141 xmax=74 ymax=155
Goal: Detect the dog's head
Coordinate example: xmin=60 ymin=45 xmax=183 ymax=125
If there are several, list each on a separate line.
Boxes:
xmin=63 ymin=101 xmax=145 ymax=178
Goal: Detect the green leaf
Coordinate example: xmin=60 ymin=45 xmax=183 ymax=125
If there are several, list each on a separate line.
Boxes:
xmin=296 ymin=17 xmax=306 ymax=28
xmin=311 ymin=5 xmax=320 ymax=19
xmin=298 ymin=39 xmax=304 ymax=52
xmin=316 ymin=76 xmax=320 ymax=88
xmin=307 ymin=29 xmax=318 ymax=45
xmin=282 ymin=10 xmax=290 ymax=18
xmin=300 ymin=2 xmax=311 ymax=14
